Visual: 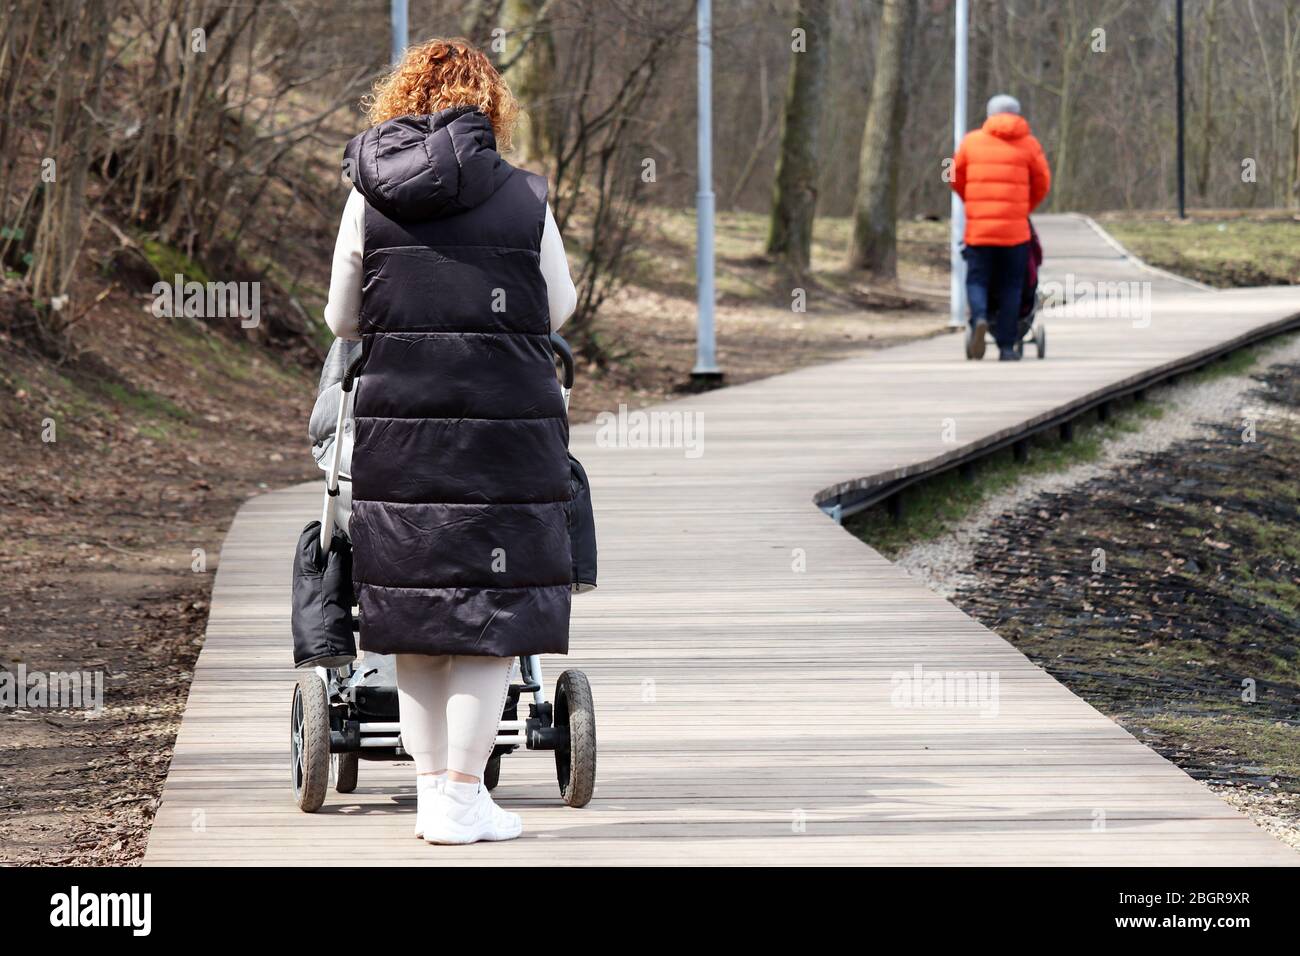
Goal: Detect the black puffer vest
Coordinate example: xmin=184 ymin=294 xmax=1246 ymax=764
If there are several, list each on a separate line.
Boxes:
xmin=343 ymin=107 xmax=571 ymax=658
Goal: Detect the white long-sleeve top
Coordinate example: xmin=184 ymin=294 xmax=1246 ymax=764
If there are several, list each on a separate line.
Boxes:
xmin=323 ymin=187 xmax=578 ymax=341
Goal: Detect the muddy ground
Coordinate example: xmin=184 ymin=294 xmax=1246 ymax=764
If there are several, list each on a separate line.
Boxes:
xmin=0 ymin=317 xmax=317 ymax=865
xmin=941 ymin=362 xmax=1300 ymax=848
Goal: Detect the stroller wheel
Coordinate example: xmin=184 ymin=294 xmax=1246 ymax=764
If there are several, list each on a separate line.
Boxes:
xmin=483 ymin=753 xmax=502 ymax=792
xmin=333 ymin=753 xmax=358 ymax=794
xmin=1034 ymin=324 xmax=1046 ymax=358
xmin=554 ymin=670 xmax=597 ymax=808
xmin=291 ymin=674 xmax=331 ymax=812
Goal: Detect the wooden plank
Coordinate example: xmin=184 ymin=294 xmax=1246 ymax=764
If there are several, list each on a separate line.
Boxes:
xmin=144 ymin=215 xmax=1300 ymax=866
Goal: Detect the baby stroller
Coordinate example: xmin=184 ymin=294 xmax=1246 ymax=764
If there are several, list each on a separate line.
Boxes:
xmin=289 ymin=333 xmax=597 ymax=813
xmin=964 ymin=219 xmax=1046 ymax=360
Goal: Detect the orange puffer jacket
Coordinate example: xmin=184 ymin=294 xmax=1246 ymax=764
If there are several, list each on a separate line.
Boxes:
xmin=951 ymin=113 xmax=1051 ymax=246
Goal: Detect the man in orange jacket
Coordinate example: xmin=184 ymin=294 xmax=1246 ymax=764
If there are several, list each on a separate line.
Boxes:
xmin=951 ymin=94 xmax=1051 ymax=360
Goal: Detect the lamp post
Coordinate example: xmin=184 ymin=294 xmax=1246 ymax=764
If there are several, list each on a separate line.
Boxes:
xmin=692 ymin=0 xmax=722 ymax=383
xmin=1175 ymin=0 xmax=1186 ymax=219
xmin=948 ymin=0 xmax=969 ymax=328
xmin=391 ymin=0 xmax=408 ymax=66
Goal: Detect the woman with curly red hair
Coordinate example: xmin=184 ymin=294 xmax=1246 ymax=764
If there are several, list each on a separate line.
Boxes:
xmin=321 ymin=37 xmax=577 ymax=845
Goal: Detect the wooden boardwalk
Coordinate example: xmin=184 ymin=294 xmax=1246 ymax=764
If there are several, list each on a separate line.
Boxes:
xmin=145 ymin=215 xmax=1300 ymax=865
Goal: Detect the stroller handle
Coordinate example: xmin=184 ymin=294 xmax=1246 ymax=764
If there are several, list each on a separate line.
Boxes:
xmin=341 ymin=353 xmax=366 ymax=393
xmin=550 ymin=332 xmax=574 ymax=389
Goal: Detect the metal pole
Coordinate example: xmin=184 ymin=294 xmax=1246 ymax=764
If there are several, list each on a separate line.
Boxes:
xmin=390 ymin=0 xmax=409 ymax=67
xmin=692 ymin=0 xmax=722 ymax=381
xmin=1175 ymin=0 xmax=1186 ymax=219
xmin=948 ymin=0 xmax=969 ymax=328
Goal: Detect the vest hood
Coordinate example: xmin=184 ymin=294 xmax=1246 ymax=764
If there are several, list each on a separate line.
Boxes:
xmin=343 ymin=106 xmax=505 ymax=222
xmin=983 ymin=113 xmax=1031 ymax=140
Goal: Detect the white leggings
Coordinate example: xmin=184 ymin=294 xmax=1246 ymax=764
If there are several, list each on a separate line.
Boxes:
xmin=395 ymin=654 xmax=514 ymax=778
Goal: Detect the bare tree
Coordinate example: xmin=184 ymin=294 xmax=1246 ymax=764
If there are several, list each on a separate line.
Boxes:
xmin=460 ymin=0 xmax=507 ymax=45
xmin=765 ymin=0 xmax=833 ymax=274
xmin=1193 ymin=0 xmax=1221 ymax=200
xmin=545 ymin=0 xmax=692 ymax=359
xmin=504 ymin=0 xmax=560 ymax=163
xmin=1 ymin=0 xmax=374 ymax=353
xmin=846 ymin=0 xmax=912 ymax=278
xmin=1 ymin=0 xmax=115 ymax=346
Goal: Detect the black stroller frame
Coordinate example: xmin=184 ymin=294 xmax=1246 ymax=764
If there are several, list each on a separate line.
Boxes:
xmin=964 ymin=289 xmax=1046 ymax=360
xmin=290 ymin=333 xmax=597 ymax=813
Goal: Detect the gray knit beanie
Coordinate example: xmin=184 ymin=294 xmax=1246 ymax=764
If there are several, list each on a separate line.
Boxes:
xmin=986 ymin=94 xmax=1021 ymax=117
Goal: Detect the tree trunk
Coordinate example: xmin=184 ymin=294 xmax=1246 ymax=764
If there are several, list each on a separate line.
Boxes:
xmin=846 ymin=0 xmax=913 ymax=277
xmin=1194 ymin=0 xmax=1220 ymax=199
xmin=765 ymin=0 xmax=833 ymax=274
xmin=971 ymin=0 xmax=993 ymax=111
xmin=1285 ymin=4 xmax=1300 ymax=208
xmin=504 ymin=0 xmax=558 ymax=164
xmin=1052 ymin=1 xmax=1080 ymax=212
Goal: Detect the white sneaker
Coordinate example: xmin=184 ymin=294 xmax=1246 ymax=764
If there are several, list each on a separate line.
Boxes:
xmin=423 ymin=779 xmax=523 ymax=845
xmin=413 ymin=773 xmax=445 ymax=839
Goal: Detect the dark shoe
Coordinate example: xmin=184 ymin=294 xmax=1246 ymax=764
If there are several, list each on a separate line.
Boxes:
xmin=999 ymin=347 xmax=1021 ymax=361
xmin=969 ymin=318 xmax=988 ymax=360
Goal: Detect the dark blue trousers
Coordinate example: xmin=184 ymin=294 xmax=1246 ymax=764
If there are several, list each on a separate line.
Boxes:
xmin=963 ymin=241 xmax=1030 ymax=349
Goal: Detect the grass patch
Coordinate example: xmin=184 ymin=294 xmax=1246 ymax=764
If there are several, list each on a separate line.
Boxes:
xmin=1183 ymin=344 xmax=1261 ymax=382
xmin=97 ymin=380 xmax=191 ymax=424
xmin=138 ymin=237 xmax=210 ymax=285
xmin=1101 ymin=213 xmax=1300 ymax=288
xmin=167 ymin=311 xmax=307 ymax=390
xmin=1138 ymin=714 xmax=1300 ymax=783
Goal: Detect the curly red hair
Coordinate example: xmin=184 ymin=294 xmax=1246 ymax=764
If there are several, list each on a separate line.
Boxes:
xmin=363 ymin=38 xmax=519 ymax=151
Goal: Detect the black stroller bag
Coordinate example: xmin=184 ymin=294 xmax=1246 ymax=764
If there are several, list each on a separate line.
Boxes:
xmin=291 ymin=520 xmax=357 ymax=668
xmin=567 ymin=453 xmax=598 ymax=592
